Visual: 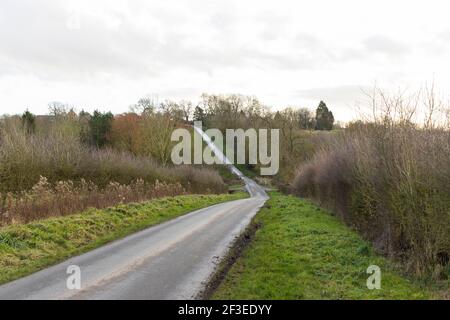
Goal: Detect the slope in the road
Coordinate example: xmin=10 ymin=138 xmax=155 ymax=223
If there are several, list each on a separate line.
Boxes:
xmin=193 ymin=124 xmax=267 ymax=199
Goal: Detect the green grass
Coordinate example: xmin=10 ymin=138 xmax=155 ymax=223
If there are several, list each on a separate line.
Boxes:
xmin=0 ymin=192 xmax=247 ymax=285
xmin=213 ymin=192 xmax=438 ymax=300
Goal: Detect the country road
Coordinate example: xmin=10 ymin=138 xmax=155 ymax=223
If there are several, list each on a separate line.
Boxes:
xmin=0 ymin=126 xmax=267 ymax=300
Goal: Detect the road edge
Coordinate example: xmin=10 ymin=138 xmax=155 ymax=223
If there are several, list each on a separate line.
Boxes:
xmin=195 ymin=207 xmax=263 ymax=300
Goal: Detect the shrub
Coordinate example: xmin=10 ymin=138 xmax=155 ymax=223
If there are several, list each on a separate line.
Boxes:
xmin=0 ymin=116 xmax=226 ymax=194
xmin=0 ymin=176 xmax=189 ymax=225
xmin=292 ymin=92 xmax=450 ymax=279
xmin=87 ymin=110 xmax=114 ymax=147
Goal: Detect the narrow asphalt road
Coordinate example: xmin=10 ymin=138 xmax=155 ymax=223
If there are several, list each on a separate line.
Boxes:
xmin=0 ymin=126 xmax=267 ymax=300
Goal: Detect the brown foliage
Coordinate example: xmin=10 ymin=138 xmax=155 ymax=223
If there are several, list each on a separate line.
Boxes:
xmin=0 ymin=116 xmax=226 ymax=194
xmin=292 ymin=90 xmax=450 ymax=279
xmin=0 ymin=176 xmax=188 ymax=225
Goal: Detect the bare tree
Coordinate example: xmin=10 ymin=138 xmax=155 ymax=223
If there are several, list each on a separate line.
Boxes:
xmin=179 ymin=100 xmax=193 ymax=122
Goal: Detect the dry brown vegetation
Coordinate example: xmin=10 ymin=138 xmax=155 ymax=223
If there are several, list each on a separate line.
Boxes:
xmin=0 ymin=176 xmax=187 ymax=225
xmin=0 ymin=114 xmax=226 ymax=224
xmin=292 ymin=88 xmax=450 ymax=280
xmin=196 ymin=94 xmax=331 ymax=184
xmin=0 ymin=116 xmax=225 ymax=193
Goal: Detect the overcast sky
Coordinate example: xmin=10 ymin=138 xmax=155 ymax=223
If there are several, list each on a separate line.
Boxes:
xmin=1 ymin=0 xmax=450 ymax=121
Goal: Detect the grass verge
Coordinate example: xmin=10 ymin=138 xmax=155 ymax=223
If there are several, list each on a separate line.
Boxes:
xmin=212 ymin=192 xmax=441 ymax=299
xmin=0 ymin=192 xmax=247 ymax=285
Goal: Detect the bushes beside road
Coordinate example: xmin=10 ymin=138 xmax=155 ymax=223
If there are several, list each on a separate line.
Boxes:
xmin=292 ymin=92 xmax=450 ymax=280
xmin=0 ymin=116 xmax=225 ymax=194
xmin=0 ymin=113 xmax=226 ymax=224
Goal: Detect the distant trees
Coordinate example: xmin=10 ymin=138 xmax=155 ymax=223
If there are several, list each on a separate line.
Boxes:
xmin=110 ymin=97 xmax=188 ymax=164
xmin=13 ymin=95 xmax=335 ymax=174
xmin=21 ymin=110 xmax=36 ymax=134
xmin=139 ymin=113 xmax=178 ymax=166
xmin=198 ymin=94 xmax=268 ymax=130
xmin=196 ymin=94 xmax=333 ymax=132
xmin=193 ymin=106 xmax=206 ymax=122
xmin=188 ymin=95 xmax=335 ymax=181
xmin=131 ymin=97 xmax=156 ymax=115
xmin=314 ymin=101 xmax=334 ymax=130
xmin=297 ymin=108 xmax=315 ymax=130
xmin=159 ymin=100 xmax=185 ymax=122
xmin=274 ymin=108 xmax=304 ymax=153
xmin=0 ymin=112 xmax=225 ymax=198
xmin=178 ymin=100 xmax=193 ymax=122
xmin=110 ymin=113 xmax=141 ymax=154
xmin=48 ymin=101 xmax=71 ymax=117
xmin=88 ymin=111 xmax=114 ymax=148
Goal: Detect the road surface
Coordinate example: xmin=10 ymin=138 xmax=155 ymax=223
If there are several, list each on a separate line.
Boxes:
xmin=0 ymin=126 xmax=267 ymax=300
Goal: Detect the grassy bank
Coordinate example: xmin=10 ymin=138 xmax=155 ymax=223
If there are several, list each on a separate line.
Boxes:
xmin=213 ymin=192 xmax=441 ymax=299
xmin=0 ymin=192 xmax=246 ymax=285
xmin=292 ymin=118 xmax=450 ymax=279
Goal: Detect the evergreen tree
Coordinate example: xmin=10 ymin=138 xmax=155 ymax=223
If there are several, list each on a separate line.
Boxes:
xmin=88 ymin=110 xmax=114 ymax=147
xmin=21 ymin=110 xmax=36 ymax=134
xmin=193 ymin=106 xmax=206 ymax=123
xmin=315 ymin=101 xmax=334 ymax=130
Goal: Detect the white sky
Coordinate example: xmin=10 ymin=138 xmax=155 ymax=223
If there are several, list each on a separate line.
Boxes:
xmin=1 ymin=0 xmax=450 ymax=121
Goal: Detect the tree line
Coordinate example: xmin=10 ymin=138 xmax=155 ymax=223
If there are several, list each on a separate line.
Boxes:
xmin=19 ymin=94 xmax=335 ymax=177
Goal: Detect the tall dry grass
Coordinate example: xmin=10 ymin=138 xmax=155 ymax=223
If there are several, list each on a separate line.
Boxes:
xmin=0 ymin=116 xmax=225 ymax=194
xmin=292 ymin=89 xmax=450 ymax=279
xmin=0 ymin=176 xmax=187 ymax=225
xmin=0 ymin=115 xmax=226 ymax=224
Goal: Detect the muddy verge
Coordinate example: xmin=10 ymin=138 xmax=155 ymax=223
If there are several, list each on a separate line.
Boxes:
xmin=196 ymin=217 xmax=262 ymax=300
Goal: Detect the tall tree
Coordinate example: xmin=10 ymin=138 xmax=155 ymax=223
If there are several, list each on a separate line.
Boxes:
xmin=137 ymin=113 xmax=177 ymax=166
xmin=315 ymin=101 xmax=334 ymax=130
xmin=110 ymin=113 xmax=141 ymax=154
xmin=297 ymin=108 xmax=315 ymax=130
xmin=21 ymin=110 xmax=36 ymax=134
xmin=193 ymin=106 xmax=206 ymax=123
xmin=130 ymin=96 xmax=156 ymax=115
xmin=88 ymin=110 xmax=114 ymax=147
xmin=48 ymin=101 xmax=70 ymax=117
xmin=178 ymin=100 xmax=193 ymax=122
